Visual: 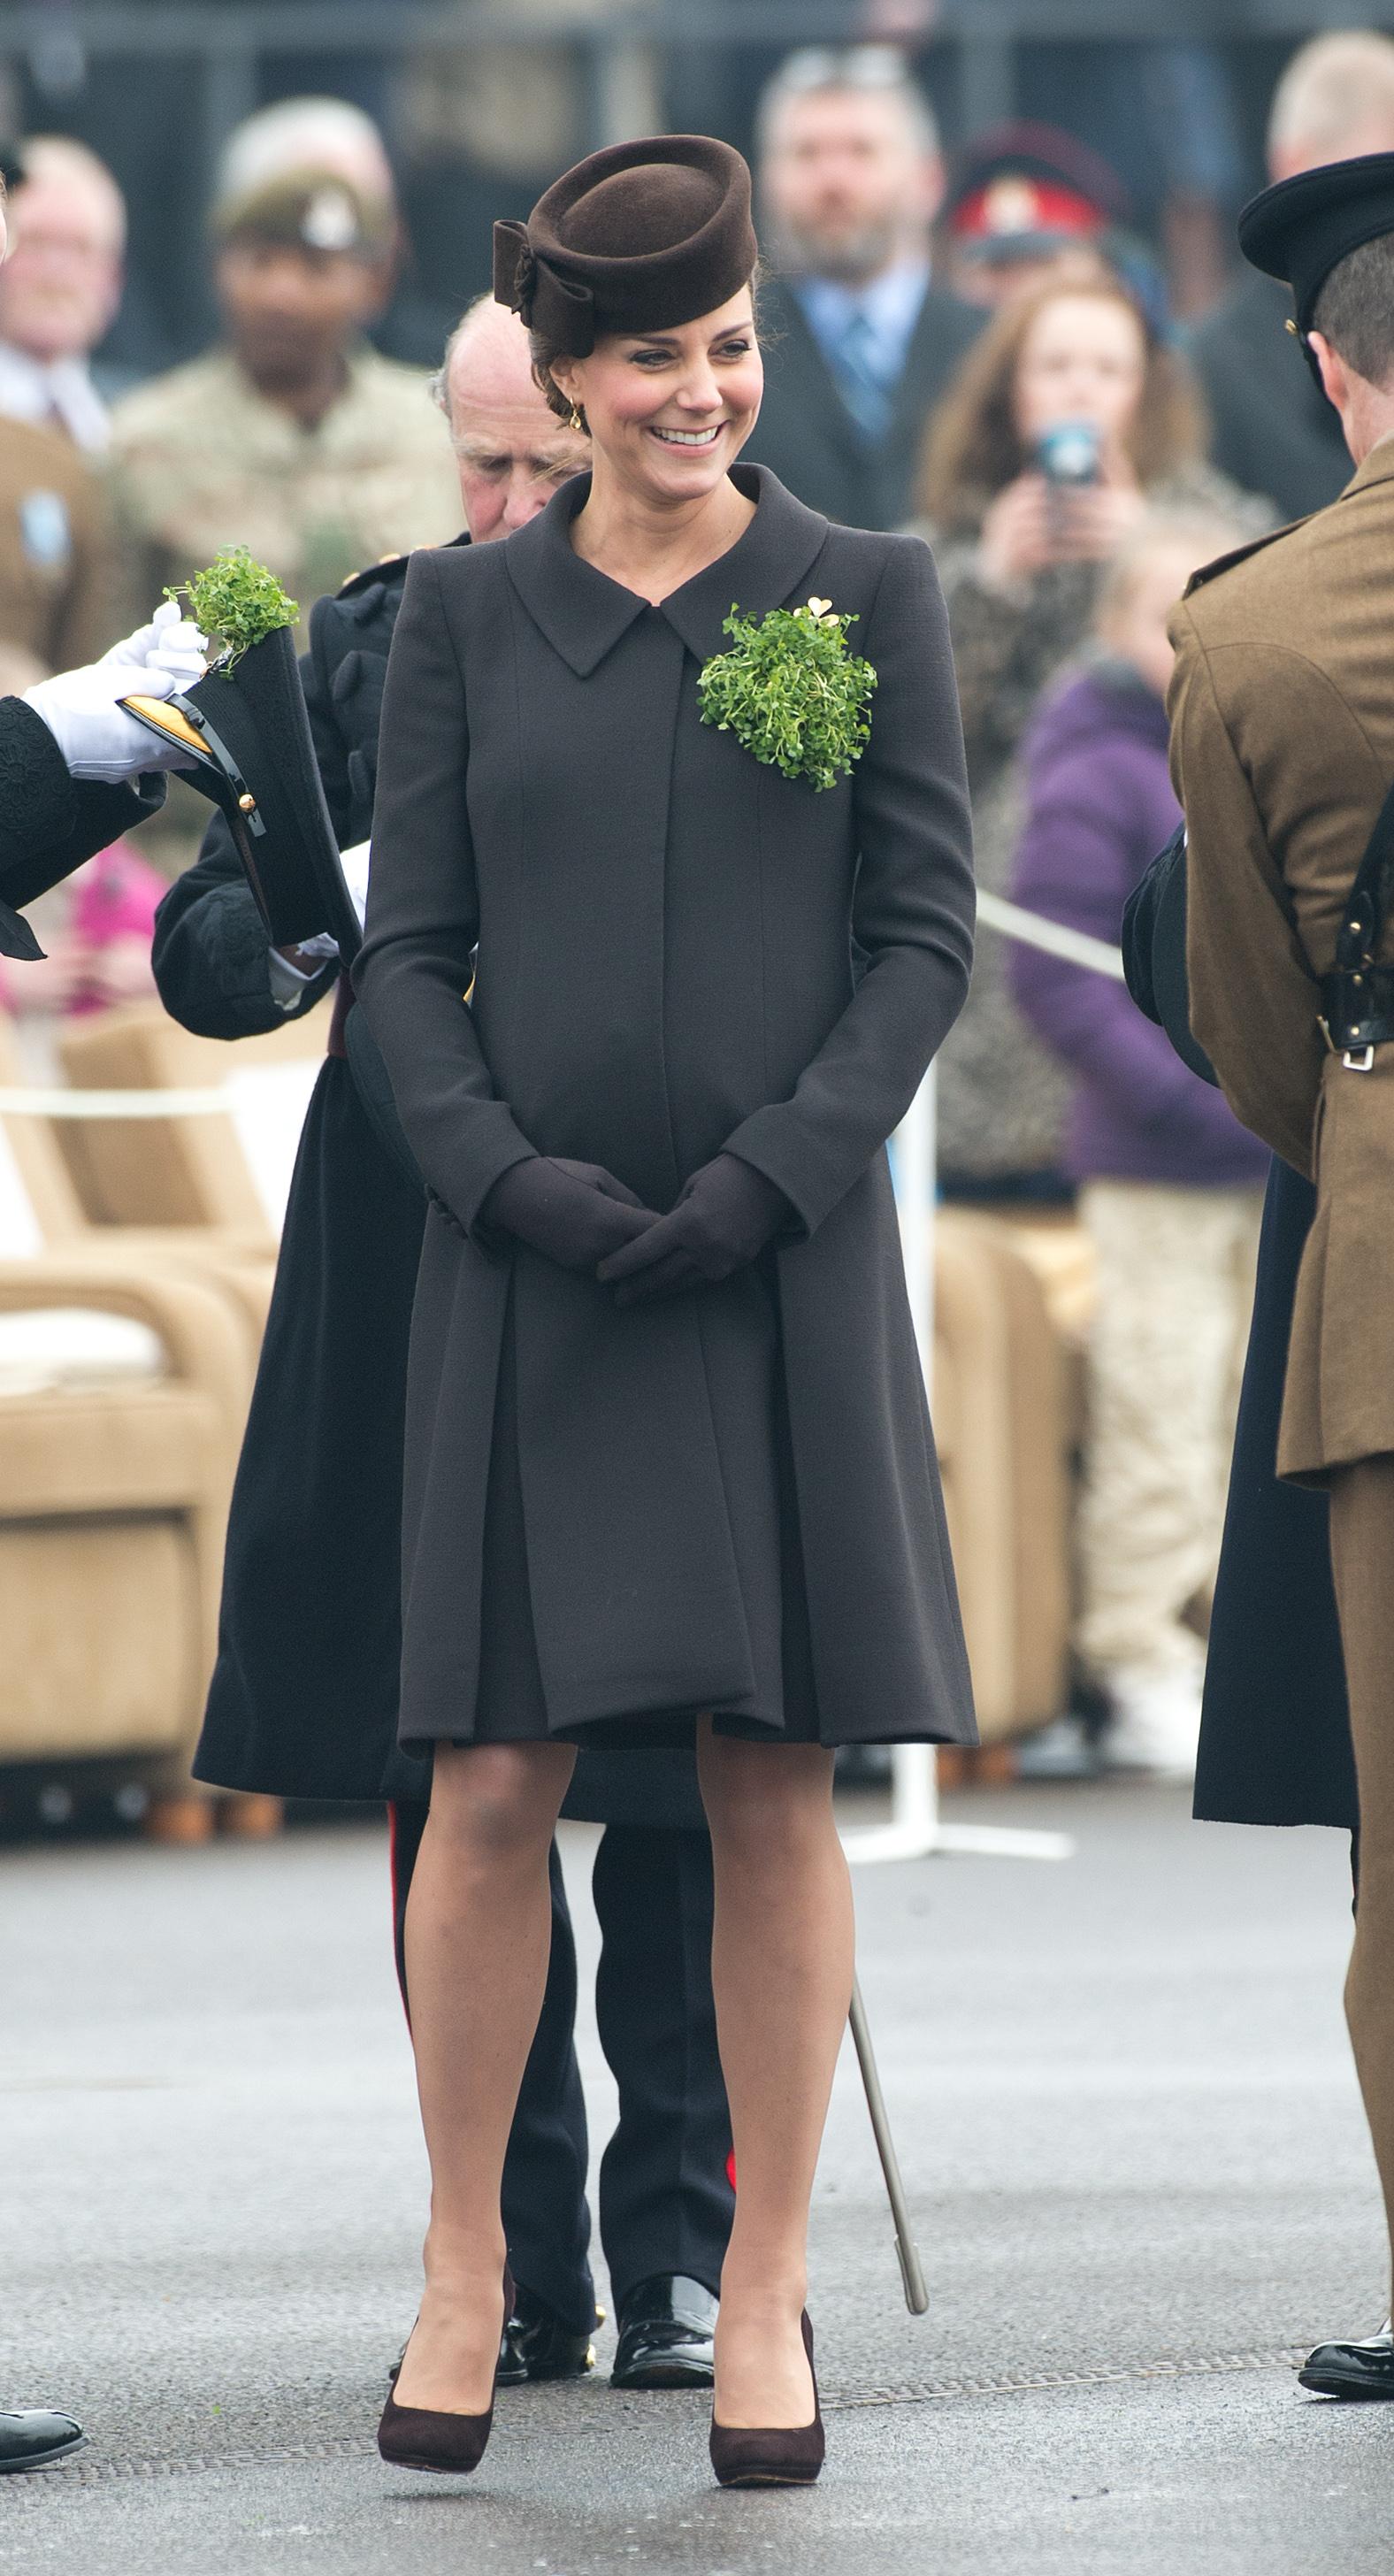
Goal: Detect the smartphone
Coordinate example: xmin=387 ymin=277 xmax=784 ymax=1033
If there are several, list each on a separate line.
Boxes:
xmin=1034 ymin=419 xmax=1102 ymax=487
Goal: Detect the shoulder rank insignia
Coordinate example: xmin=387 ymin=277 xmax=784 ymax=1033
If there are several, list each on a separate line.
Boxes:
xmin=335 ymin=551 xmax=410 ymax=600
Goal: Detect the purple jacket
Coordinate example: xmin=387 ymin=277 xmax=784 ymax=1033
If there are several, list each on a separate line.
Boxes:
xmin=1009 ymin=664 xmax=1268 ymax=1188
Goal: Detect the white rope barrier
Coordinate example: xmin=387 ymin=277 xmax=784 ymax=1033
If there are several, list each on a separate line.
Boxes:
xmin=0 ymin=1086 xmax=234 ymax=1118
xmin=0 ymin=902 xmax=1127 ymax=1127
xmin=976 ymin=890 xmax=1127 ymax=983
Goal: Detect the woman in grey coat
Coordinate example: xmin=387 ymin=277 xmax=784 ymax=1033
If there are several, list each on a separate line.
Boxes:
xmin=355 ymin=136 xmax=975 ymax=2487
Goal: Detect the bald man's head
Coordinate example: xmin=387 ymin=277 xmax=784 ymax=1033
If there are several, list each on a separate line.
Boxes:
xmin=1268 ymin=32 xmax=1394 ymax=180
xmin=433 ymin=296 xmax=589 ymax=540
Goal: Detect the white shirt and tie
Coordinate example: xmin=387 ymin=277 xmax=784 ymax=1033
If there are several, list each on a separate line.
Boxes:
xmin=0 ymin=342 xmax=111 ymax=454
xmin=791 ymin=258 xmax=931 ymax=447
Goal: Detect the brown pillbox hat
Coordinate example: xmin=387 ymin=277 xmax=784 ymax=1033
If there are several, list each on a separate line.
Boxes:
xmin=493 ymin=134 xmax=757 ymax=356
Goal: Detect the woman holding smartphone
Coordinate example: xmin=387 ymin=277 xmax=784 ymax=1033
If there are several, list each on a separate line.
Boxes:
xmin=909 ymin=276 xmax=1265 ymax=1204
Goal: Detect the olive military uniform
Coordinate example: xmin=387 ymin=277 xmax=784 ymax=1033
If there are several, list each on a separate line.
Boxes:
xmin=1170 ymin=438 xmax=1394 ymax=2301
xmin=106 ymin=344 xmax=461 ymax=638
xmin=0 ymin=417 xmax=115 ymax=674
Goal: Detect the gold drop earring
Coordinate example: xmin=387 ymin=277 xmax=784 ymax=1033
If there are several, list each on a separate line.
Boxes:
xmin=569 ymin=403 xmax=586 ymax=434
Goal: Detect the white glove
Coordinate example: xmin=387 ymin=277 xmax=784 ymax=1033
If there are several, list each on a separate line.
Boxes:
xmin=23 ymin=601 xmax=210 ymax=785
xmin=102 ymin=597 xmax=209 ymax=690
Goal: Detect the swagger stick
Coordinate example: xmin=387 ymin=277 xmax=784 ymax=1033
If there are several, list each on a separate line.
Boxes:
xmin=848 ymin=1974 xmax=929 ymax=2316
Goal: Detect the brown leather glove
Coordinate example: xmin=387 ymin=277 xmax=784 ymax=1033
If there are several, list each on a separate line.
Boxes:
xmin=480 ymin=1156 xmax=655 ymax=1270
xmin=597 ymin=1153 xmax=791 ymax=1307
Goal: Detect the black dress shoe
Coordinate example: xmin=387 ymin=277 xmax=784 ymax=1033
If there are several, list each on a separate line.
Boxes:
xmin=1299 ymin=2322 xmax=1394 ymax=2397
xmin=390 ymin=2284 xmax=597 ymax=2391
xmin=496 ymin=2283 xmax=598 ymax=2386
xmin=611 ymin=2274 xmax=717 ymax=2389
xmin=0 ymin=2409 xmax=86 ymax=2474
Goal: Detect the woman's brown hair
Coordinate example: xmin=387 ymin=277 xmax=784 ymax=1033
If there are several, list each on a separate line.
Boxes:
xmin=916 ymin=277 xmax=1207 ymax=533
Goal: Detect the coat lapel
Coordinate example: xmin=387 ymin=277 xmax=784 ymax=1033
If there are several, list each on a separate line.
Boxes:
xmin=504 ymin=464 xmax=832 ymax=676
xmin=656 ymin=468 xmax=831 ymax=665
xmin=757 ymin=280 xmax=868 ymax=476
xmin=503 ymin=477 xmax=651 ymax=678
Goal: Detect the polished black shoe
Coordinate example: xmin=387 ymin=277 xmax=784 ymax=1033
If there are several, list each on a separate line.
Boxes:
xmin=497 ymin=2283 xmax=598 ymax=2386
xmin=390 ymin=2283 xmax=597 ymax=2391
xmin=0 ymin=2409 xmax=86 ymax=2474
xmin=611 ymin=2274 xmax=717 ymax=2389
xmin=1298 ymin=2321 xmax=1394 ymax=2397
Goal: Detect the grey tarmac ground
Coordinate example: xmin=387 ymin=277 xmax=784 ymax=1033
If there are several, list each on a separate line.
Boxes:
xmin=1 ymin=1780 xmax=1390 ymax=2575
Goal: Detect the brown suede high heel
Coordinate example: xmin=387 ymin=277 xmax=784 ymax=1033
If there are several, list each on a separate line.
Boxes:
xmin=708 ymin=2311 xmax=825 ymax=2489
xmin=378 ymin=2267 xmax=513 ymax=2475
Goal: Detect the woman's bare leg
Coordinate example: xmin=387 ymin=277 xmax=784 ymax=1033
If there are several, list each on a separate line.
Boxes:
xmin=696 ymin=1726 xmax=854 ymax=2427
xmin=394 ymin=1737 xmax=576 ymax=2412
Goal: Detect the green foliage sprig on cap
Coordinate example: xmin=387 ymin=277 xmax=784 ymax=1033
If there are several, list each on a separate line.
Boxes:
xmin=164 ymin=545 xmax=298 ymax=671
xmin=697 ymin=596 xmax=877 ymax=794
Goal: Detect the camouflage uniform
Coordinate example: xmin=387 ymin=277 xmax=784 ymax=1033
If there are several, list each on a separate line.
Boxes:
xmin=105 ymin=341 xmax=462 ymax=637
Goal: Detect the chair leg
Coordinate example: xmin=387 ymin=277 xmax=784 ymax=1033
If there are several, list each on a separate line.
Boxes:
xmin=144 ymin=1793 xmax=216 ymax=1846
xmin=220 ymin=1793 xmax=284 ymax=1840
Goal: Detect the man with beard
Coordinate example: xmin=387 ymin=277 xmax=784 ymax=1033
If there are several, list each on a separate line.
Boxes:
xmin=744 ymin=43 xmax=982 ymax=529
xmin=150 ymin=296 xmax=733 ymax=2395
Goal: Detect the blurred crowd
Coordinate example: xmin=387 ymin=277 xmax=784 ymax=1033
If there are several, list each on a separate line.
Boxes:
xmin=1 ymin=24 xmax=1389 ymax=1779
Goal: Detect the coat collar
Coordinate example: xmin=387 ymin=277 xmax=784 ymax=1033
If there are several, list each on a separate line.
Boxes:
xmin=502 ymin=463 xmax=832 ymax=678
xmin=1344 ymin=433 xmax=1394 ymax=500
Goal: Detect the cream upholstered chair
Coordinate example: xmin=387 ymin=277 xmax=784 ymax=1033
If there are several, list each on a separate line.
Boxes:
xmin=0 ymin=1261 xmax=250 ymax=1827
xmin=0 ymin=1009 xmax=276 ymax=1358
xmin=0 ymin=1007 xmax=304 ymax=1836
xmin=57 ymin=998 xmax=329 ymax=1238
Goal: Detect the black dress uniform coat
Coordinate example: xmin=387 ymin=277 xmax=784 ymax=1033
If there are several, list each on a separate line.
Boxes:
xmin=744 ymin=276 xmax=984 ymax=531
xmin=152 ymin=547 xmax=734 ymax=2327
xmin=0 ymin=694 xmax=165 ymax=956
xmin=356 ymin=467 xmax=977 ymax=1757
xmin=155 ymin=542 xmax=707 ymax=1828
xmin=1122 ymin=835 xmax=1356 ymax=1833
xmin=1188 ymin=272 xmax=1351 ymax=525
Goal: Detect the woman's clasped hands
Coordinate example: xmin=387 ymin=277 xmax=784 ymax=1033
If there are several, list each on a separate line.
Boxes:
xmin=481 ymin=1151 xmax=789 ymax=1305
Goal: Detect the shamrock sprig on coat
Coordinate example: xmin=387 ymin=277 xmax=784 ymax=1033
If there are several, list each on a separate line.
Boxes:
xmin=698 ymin=595 xmax=877 ymax=793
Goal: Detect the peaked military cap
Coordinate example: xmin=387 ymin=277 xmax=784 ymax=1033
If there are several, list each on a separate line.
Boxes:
xmin=493 ymin=134 xmax=756 ymax=356
xmin=945 ymin=119 xmax=1129 ymax=261
xmin=1239 ymin=150 xmax=1394 ymax=334
xmin=121 ymin=628 xmax=363 ymax=960
xmin=212 ymin=169 xmax=393 ymax=260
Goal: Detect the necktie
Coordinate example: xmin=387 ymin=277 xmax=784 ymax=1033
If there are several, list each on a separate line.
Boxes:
xmin=830 ymin=308 xmax=893 ymax=445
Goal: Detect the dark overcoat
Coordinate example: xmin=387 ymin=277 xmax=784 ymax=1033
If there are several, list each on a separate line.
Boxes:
xmin=354 ymin=465 xmax=977 ymax=1754
xmin=1122 ymin=836 xmax=1355 ymax=1832
xmin=0 ymin=694 xmax=165 ymax=956
xmin=151 ymin=549 xmax=708 ymax=1826
xmin=743 ymin=276 xmax=984 ymax=532
xmin=1187 ymin=272 xmax=1351 ymax=525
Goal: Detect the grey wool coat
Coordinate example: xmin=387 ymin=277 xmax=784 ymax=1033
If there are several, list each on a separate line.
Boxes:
xmin=354 ymin=464 xmax=977 ymax=1755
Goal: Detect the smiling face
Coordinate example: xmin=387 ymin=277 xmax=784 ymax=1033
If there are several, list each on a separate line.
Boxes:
xmin=1012 ymin=291 xmax=1148 ymax=453
xmin=548 ymin=288 xmax=762 ymax=509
